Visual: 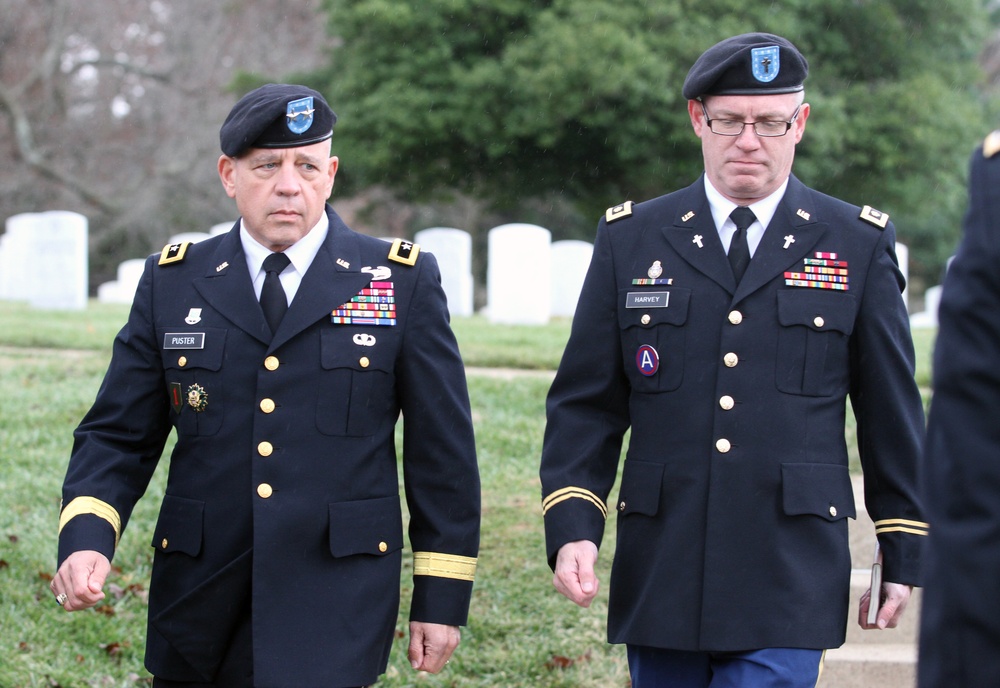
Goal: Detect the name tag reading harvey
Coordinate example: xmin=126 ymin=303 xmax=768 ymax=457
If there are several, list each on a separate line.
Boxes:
xmin=163 ymin=333 xmax=206 ymax=349
xmin=626 ymin=291 xmax=670 ymax=309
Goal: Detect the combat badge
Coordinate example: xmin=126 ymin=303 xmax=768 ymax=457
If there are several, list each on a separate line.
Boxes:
xmin=159 ymin=242 xmax=191 ymax=265
xmin=186 ymin=383 xmax=208 ymax=412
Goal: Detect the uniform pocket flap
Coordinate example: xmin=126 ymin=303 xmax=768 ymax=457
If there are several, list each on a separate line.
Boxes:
xmin=320 ymin=328 xmax=393 ymax=372
xmin=777 ymin=290 xmax=857 ymax=335
xmin=159 ymin=327 xmax=227 ymax=371
xmin=782 ymin=463 xmax=856 ymax=521
xmin=619 ymin=287 xmax=691 ymax=329
xmin=616 ymin=460 xmax=665 ymax=516
xmin=328 ymin=495 xmax=403 ymax=557
xmin=151 ymin=494 xmax=204 ymax=556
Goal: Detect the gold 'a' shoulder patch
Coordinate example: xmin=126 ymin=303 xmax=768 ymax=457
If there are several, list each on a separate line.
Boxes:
xmin=984 ymin=130 xmax=1000 ymax=159
xmin=606 ymin=201 xmax=634 ymax=224
xmin=158 ymin=241 xmax=191 ymax=265
xmin=859 ymin=205 xmax=889 ymax=230
xmin=388 ymin=239 xmax=420 ymax=266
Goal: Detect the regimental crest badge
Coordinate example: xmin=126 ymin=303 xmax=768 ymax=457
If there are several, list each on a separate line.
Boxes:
xmin=286 ymin=96 xmax=315 ymax=135
xmin=752 ymin=46 xmax=780 ymax=83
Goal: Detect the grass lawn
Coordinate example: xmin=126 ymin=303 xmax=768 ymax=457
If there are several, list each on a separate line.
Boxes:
xmin=0 ymin=300 xmax=934 ymax=687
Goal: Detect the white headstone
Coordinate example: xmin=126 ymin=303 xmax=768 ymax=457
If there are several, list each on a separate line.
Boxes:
xmin=167 ymin=232 xmax=212 ymax=245
xmin=97 ymin=258 xmax=147 ymax=304
xmin=1 ymin=211 xmax=88 ymax=310
xmin=210 ymin=221 xmax=234 ymax=235
xmin=414 ymin=227 xmax=474 ymax=317
xmin=896 ymin=242 xmax=909 ymax=312
xmin=550 ymin=240 xmax=593 ymax=317
xmin=487 ymin=223 xmax=551 ymax=325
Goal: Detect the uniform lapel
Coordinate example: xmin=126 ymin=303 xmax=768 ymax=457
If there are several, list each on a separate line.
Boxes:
xmin=733 ymin=177 xmax=827 ymax=303
xmin=269 ymin=210 xmax=372 ymax=352
xmin=192 ymin=226 xmax=272 ymax=346
xmin=662 ymin=181 xmax=738 ymax=293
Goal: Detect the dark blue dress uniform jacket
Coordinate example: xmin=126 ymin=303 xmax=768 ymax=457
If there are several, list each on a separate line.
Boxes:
xmin=919 ymin=138 xmax=1000 ymax=686
xmin=57 ymin=206 xmax=480 ymax=687
xmin=541 ymin=175 xmax=926 ymax=651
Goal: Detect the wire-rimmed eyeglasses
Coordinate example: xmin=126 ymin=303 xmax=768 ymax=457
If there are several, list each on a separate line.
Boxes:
xmin=700 ymin=102 xmax=801 ymax=137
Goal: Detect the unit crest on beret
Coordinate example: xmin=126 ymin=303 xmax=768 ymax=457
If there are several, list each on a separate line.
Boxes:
xmin=606 ymin=201 xmax=634 ymax=224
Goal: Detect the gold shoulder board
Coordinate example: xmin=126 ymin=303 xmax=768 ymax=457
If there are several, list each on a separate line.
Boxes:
xmin=158 ymin=241 xmax=191 ymax=265
xmin=984 ymin=130 xmax=1000 ymax=159
xmin=388 ymin=239 xmax=420 ymax=266
xmin=606 ymin=201 xmax=634 ymax=224
xmin=859 ymin=205 xmax=889 ymax=229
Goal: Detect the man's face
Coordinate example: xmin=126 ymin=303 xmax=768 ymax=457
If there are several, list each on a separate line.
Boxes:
xmin=217 ymin=140 xmax=338 ymax=251
xmin=688 ymin=93 xmax=809 ymax=205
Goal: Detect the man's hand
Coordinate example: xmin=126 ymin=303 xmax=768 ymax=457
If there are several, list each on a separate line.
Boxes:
xmin=50 ymin=550 xmax=111 ymax=611
xmin=858 ymin=581 xmax=912 ymax=630
xmin=408 ymin=621 xmax=460 ymax=673
xmin=553 ymin=540 xmax=600 ymax=607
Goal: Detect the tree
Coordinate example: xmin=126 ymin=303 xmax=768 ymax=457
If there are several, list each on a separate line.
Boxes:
xmin=316 ymin=0 xmax=994 ymax=288
xmin=0 ymin=0 xmax=332 ymax=289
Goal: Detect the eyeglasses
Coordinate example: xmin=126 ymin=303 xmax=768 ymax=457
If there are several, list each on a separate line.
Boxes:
xmin=700 ymin=102 xmax=801 ymax=137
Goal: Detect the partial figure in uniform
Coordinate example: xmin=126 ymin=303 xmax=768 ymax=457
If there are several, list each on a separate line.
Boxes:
xmin=49 ymin=84 xmax=481 ymax=688
xmin=539 ymin=33 xmax=927 ymax=688
xmin=918 ymin=131 xmax=1000 ymax=687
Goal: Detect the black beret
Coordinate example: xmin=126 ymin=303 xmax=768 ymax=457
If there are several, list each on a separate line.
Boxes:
xmin=219 ymin=83 xmax=336 ymax=157
xmin=682 ymin=33 xmax=808 ymax=100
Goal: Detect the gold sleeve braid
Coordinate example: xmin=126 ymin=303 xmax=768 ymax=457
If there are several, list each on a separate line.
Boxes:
xmin=413 ymin=552 xmax=477 ymax=582
xmin=541 ymin=486 xmax=608 ymax=519
xmin=874 ymin=518 xmax=929 ymax=537
xmin=58 ymin=497 xmax=122 ymax=547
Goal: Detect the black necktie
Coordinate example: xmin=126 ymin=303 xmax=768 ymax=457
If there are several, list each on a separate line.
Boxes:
xmin=728 ymin=206 xmax=756 ymax=283
xmin=260 ymin=252 xmax=291 ymax=333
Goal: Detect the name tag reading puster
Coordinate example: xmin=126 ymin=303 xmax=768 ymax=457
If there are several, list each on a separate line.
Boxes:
xmin=163 ymin=333 xmax=206 ymax=349
xmin=626 ymin=292 xmax=670 ymax=308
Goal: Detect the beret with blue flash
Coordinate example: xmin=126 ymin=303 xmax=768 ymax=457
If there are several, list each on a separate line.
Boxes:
xmin=219 ymin=83 xmax=336 ymax=157
xmin=682 ymin=32 xmax=809 ymax=101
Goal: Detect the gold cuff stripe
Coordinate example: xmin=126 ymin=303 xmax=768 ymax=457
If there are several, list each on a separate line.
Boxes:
xmin=876 ymin=526 xmax=929 ymax=537
xmin=874 ymin=518 xmax=929 ymax=529
xmin=58 ymin=497 xmax=122 ymax=547
xmin=413 ymin=552 xmax=477 ymax=582
xmin=541 ymin=487 xmax=608 ymax=519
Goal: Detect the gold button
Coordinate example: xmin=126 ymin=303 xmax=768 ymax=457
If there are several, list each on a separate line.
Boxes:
xmin=258 ymin=441 xmax=273 ymax=457
xmin=359 ymin=356 xmax=370 ymax=368
xmin=724 ymin=352 xmax=739 ymax=368
xmin=728 ymin=310 xmax=743 ymax=325
xmin=814 ymin=316 xmax=825 ymax=328
xmin=260 ymin=398 xmax=275 ymax=414
xmin=257 ymin=483 xmax=273 ymax=499
xmin=161 ymin=538 xmax=168 ymax=549
xmin=378 ymin=541 xmax=388 ymax=553
xmin=829 ymin=505 xmax=838 ymax=517
xmin=619 ymin=501 xmax=626 ymax=511
xmin=641 ymin=314 xmax=651 ymax=325
xmin=719 ymin=395 xmax=735 ymax=410
xmin=178 ymin=356 xmax=187 ymax=367
xmin=264 ymin=356 xmax=279 ymax=371
xmin=716 ymin=438 xmax=732 ymax=453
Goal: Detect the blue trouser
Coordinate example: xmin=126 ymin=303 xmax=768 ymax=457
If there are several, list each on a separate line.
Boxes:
xmin=627 ymin=645 xmax=825 ymax=688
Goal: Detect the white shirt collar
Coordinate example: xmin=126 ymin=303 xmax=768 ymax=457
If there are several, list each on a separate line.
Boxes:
xmin=703 ymin=176 xmax=789 ymax=255
xmin=240 ymin=210 xmax=330 ymax=301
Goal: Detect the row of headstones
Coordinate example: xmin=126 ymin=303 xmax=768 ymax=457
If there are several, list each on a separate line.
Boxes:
xmin=1 ymin=210 xmax=934 ymax=327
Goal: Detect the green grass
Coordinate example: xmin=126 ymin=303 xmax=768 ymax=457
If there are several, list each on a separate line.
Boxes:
xmin=0 ymin=301 xmax=934 ymax=687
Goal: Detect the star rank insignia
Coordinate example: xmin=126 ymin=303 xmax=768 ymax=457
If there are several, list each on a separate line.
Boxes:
xmin=158 ymin=241 xmax=191 ymax=265
xmin=388 ymin=239 xmax=420 ymax=266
